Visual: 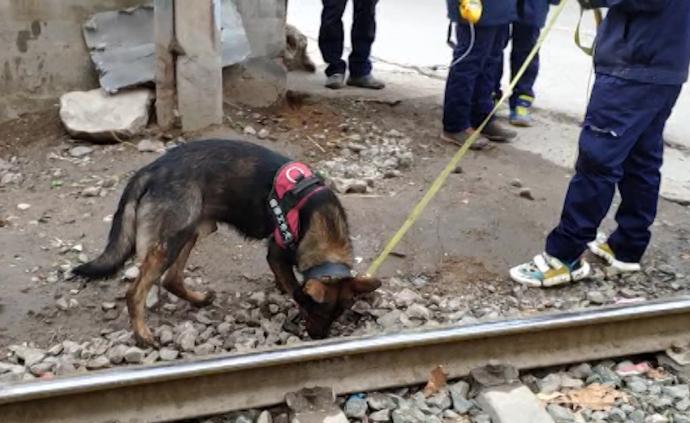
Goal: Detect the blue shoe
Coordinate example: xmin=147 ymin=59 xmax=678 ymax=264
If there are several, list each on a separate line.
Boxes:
xmin=509 ymin=95 xmax=534 ymax=127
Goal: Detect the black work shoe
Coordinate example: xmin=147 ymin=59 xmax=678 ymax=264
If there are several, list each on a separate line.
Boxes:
xmin=347 ymin=74 xmax=386 ymax=90
xmin=481 ymin=120 xmax=518 ymax=142
xmin=325 ymin=73 xmax=346 ymax=90
xmin=441 ymin=131 xmax=492 ymax=151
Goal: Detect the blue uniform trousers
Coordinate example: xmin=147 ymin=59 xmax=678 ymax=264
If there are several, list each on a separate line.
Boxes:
xmin=318 ymin=0 xmax=378 ymax=77
xmin=546 ymin=74 xmax=682 ymax=264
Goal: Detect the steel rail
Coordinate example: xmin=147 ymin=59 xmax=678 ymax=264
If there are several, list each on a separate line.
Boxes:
xmin=2 ymin=296 xmax=690 ymax=422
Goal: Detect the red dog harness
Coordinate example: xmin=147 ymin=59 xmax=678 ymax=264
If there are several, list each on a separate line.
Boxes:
xmin=269 ymin=162 xmax=326 ymax=250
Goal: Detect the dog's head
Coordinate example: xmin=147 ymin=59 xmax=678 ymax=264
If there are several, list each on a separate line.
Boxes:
xmin=294 ymin=276 xmax=381 ymax=339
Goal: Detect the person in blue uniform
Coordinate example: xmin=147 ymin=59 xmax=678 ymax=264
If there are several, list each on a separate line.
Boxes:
xmin=494 ymin=0 xmax=560 ymax=126
xmin=510 ymin=0 xmax=690 ymax=287
xmin=442 ymin=0 xmax=518 ymax=150
xmin=319 ymin=0 xmax=385 ymax=90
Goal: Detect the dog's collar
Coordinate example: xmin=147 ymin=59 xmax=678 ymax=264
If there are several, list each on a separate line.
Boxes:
xmin=302 ymin=262 xmax=353 ymax=283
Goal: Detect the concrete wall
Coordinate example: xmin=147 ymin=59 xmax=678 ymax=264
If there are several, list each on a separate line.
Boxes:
xmin=0 ymin=0 xmax=287 ymax=123
xmin=0 ymin=0 xmax=142 ymax=121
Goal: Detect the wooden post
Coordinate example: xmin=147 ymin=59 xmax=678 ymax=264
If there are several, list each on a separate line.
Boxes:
xmin=174 ymin=0 xmax=224 ymax=132
xmin=154 ymin=0 xmax=176 ymax=130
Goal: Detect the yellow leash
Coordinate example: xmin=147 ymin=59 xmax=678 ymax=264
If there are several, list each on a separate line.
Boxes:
xmin=575 ymin=6 xmax=603 ymax=56
xmin=366 ymin=0 xmax=572 ymax=277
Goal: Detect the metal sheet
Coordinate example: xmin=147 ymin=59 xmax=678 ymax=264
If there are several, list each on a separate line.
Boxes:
xmin=83 ymin=1 xmax=251 ymax=93
xmin=1 ymin=297 xmax=690 ymax=422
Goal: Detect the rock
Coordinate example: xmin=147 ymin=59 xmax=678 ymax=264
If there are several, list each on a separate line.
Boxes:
xmin=377 ymin=309 xmax=404 ymax=329
xmin=69 ymin=146 xmax=94 ymax=158
xmin=645 ymin=415 xmax=669 ymax=423
xmin=473 ymin=414 xmax=492 ymax=423
xmin=81 ymin=186 xmax=101 ymax=197
xmin=608 ymin=407 xmax=627 ymax=422
xmin=146 ymin=285 xmax=160 ymax=309
xmin=452 ymin=166 xmax=464 ymax=174
xmin=476 ymin=385 xmax=555 ymax=423
xmin=662 ymin=384 xmax=689 ymax=399
xmin=511 ymin=178 xmax=523 ymax=188
xmin=159 ymin=348 xmax=179 ymax=361
xmin=427 ymin=390 xmax=452 ymax=410
xmin=673 ymin=414 xmax=690 ymax=423
xmin=391 ymin=402 xmax=426 ymax=423
xmin=285 ymin=387 xmax=348 ymax=423
xmin=194 ymin=343 xmax=215 ymax=356
xmin=629 ymin=409 xmax=645 ymax=423
xmin=367 ymin=393 xmax=396 ymax=411
xmin=369 ymin=409 xmax=391 ymax=422
xmin=546 ymin=404 xmax=575 ymax=422
xmin=568 ymin=363 xmax=592 ymax=379
xmin=56 ymin=297 xmax=70 ymax=311
xmin=344 ymin=396 xmax=368 ymax=419
xmin=626 ymin=376 xmax=648 ymax=394
xmin=591 ymin=363 xmax=621 ymax=386
xmin=676 ymin=397 xmax=690 ymax=411
xmin=16 ymin=203 xmax=31 ymax=211
xmin=124 ymin=346 xmax=145 ymax=364
xmin=107 ymin=344 xmax=129 ymax=364
xmin=519 ymin=188 xmax=534 ymax=201
xmin=86 ymin=356 xmax=111 ymax=370
xmin=258 ymin=128 xmax=270 ymax=139
xmin=559 ymin=374 xmax=584 ymax=389
xmin=159 ymin=327 xmax=174 ymax=345
xmin=449 ymin=381 xmax=473 ymax=413
xmin=101 ymin=302 xmax=117 ymax=311
xmin=177 ymin=327 xmax=198 ymax=352
xmin=59 ymin=88 xmax=154 ymax=143
xmin=137 ymin=139 xmax=165 ymax=153
xmin=124 ymin=266 xmax=140 ymax=280
xmin=538 ymin=374 xmax=562 ymax=394
xmin=10 ymin=345 xmax=46 ymax=367
xmin=257 ymin=411 xmax=272 ymax=423
xmin=471 ymin=364 xmax=520 ymax=388
xmin=406 ymin=303 xmax=432 ymax=321
xmin=244 ymin=126 xmax=257 ymax=136
xmin=587 ymin=291 xmax=607 ymax=305
xmin=394 ymin=288 xmax=422 ymax=307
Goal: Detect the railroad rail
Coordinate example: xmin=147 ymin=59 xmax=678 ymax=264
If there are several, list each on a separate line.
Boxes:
xmin=2 ymin=296 xmax=690 ymax=423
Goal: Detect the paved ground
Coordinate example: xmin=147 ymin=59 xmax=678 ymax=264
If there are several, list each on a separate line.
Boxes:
xmin=287 ymin=0 xmax=690 ymax=202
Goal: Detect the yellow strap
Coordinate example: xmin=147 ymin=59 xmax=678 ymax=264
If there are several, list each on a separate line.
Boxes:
xmin=366 ymin=0 xmax=571 ymax=277
xmin=574 ymin=7 xmax=603 ymax=56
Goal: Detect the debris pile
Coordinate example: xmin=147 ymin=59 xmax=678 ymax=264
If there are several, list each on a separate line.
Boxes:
xmin=318 ymin=124 xmax=414 ymax=194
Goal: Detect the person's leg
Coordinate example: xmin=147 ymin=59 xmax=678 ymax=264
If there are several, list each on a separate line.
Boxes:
xmin=492 ymin=25 xmax=511 ymax=102
xmin=509 ymin=23 xmax=541 ymax=126
xmin=606 ymin=85 xmax=682 ymax=263
xmin=318 ymin=0 xmax=348 ymax=85
xmin=472 ymin=24 xmax=517 ymax=142
xmin=443 ymin=24 xmax=497 ymax=135
xmin=347 ymin=0 xmax=385 ymax=89
xmin=510 ymin=75 xmax=662 ymax=287
xmin=545 ymin=76 xmax=661 ymax=264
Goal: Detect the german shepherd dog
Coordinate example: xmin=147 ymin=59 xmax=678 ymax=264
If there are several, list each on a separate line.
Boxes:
xmin=74 ymin=139 xmax=381 ymax=346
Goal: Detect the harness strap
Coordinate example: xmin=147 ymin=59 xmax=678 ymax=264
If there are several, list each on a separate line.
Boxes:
xmin=575 ymin=7 xmax=603 ymax=56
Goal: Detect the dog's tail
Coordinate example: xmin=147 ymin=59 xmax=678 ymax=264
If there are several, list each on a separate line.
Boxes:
xmin=73 ymin=172 xmax=150 ymax=279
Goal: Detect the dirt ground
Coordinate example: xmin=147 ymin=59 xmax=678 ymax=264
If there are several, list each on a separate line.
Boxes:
xmin=1 ymin=91 xmax=689 ymax=354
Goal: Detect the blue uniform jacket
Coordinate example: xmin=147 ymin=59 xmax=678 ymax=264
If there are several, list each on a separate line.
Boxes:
xmin=518 ymin=0 xmax=560 ymax=28
xmin=593 ymin=0 xmax=690 ymax=85
xmin=447 ymin=0 xmax=517 ymax=26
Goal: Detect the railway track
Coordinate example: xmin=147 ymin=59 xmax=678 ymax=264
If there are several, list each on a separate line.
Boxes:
xmin=1 ymin=296 xmax=690 ymax=423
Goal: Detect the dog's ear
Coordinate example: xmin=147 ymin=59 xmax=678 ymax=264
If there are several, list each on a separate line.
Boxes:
xmin=344 ymin=276 xmax=382 ymax=296
xmin=304 ymin=279 xmax=329 ymax=304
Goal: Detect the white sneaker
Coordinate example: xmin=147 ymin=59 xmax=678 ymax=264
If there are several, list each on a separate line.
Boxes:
xmin=587 ymin=241 xmax=641 ymax=273
xmin=510 ymin=253 xmax=591 ymax=288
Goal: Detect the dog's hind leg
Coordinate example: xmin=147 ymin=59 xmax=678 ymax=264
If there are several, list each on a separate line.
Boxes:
xmin=162 ymin=233 xmax=215 ymax=307
xmin=127 ymin=244 xmax=168 ymax=347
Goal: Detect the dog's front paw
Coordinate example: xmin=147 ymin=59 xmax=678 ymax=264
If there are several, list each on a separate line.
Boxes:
xmin=134 ymin=327 xmax=159 ymax=349
xmin=194 ymin=290 xmax=216 ymax=308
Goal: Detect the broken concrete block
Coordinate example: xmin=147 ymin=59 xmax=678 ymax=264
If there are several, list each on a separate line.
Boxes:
xmin=476 ymin=385 xmax=555 ymax=423
xmin=59 ymin=88 xmax=153 ymax=143
xmin=285 ymin=387 xmax=348 ymax=423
